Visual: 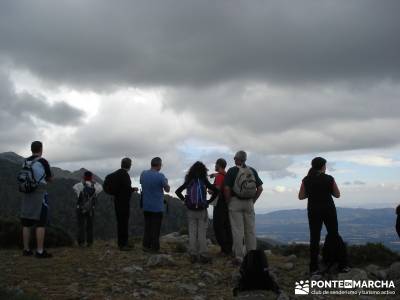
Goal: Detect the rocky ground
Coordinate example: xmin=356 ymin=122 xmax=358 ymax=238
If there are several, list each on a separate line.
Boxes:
xmin=1 ymin=233 xmax=400 ymax=300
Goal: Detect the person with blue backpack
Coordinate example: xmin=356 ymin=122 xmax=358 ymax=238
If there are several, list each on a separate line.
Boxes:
xmin=175 ymin=161 xmax=218 ymax=264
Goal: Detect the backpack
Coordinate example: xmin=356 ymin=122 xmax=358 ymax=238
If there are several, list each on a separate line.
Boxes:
xmin=103 ymin=171 xmax=118 ymax=195
xmin=233 ymin=167 xmax=257 ymax=199
xmin=237 ymin=250 xmax=280 ymax=293
xmin=322 ymin=233 xmax=348 ymax=268
xmin=17 ymin=158 xmax=45 ymax=193
xmin=78 ymin=182 xmax=96 ymax=214
xmin=185 ymin=179 xmax=208 ymax=210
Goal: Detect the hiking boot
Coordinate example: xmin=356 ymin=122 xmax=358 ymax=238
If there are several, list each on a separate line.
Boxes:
xmin=199 ymin=255 xmax=212 ymax=264
xmin=35 ymin=250 xmax=53 ymax=258
xmin=22 ymin=249 xmax=33 ymax=256
xmin=190 ymin=255 xmax=198 ymax=264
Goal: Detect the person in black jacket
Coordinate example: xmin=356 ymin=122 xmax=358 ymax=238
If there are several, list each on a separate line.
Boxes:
xmin=396 ymin=205 xmax=400 ymax=239
xmin=298 ymin=157 xmax=349 ymax=275
xmin=113 ymin=157 xmax=138 ymax=251
xmin=175 ymin=161 xmax=218 ymax=263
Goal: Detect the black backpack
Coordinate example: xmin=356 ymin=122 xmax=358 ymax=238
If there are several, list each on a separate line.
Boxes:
xmin=237 ymin=250 xmax=280 ymax=293
xmin=103 ymin=171 xmax=118 ymax=195
xmin=78 ymin=182 xmax=96 ymax=214
xmin=322 ymin=233 xmax=348 ymax=268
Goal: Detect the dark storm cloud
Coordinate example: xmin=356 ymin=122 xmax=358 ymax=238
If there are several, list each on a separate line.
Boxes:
xmin=0 ymin=0 xmax=399 ymax=88
xmin=0 ymin=72 xmax=84 ymax=126
xmin=165 ymin=80 xmax=400 ymax=154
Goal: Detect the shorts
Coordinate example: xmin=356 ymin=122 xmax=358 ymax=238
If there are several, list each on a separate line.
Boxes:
xmin=21 ymin=204 xmax=48 ymax=227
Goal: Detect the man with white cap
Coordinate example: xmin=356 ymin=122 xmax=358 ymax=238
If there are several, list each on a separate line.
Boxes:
xmin=224 ymin=150 xmax=263 ymax=265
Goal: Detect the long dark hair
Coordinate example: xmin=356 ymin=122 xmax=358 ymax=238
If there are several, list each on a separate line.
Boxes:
xmin=307 ymin=157 xmax=327 ymax=177
xmin=185 ymin=161 xmax=208 ymax=182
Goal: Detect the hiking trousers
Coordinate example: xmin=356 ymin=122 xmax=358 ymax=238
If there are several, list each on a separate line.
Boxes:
xmin=229 ymin=197 xmax=257 ymax=259
xmin=213 ymin=199 xmax=233 ymax=254
xmin=77 ymin=210 xmax=94 ymax=246
xmin=308 ymin=204 xmax=338 ymax=271
xmin=114 ymin=197 xmax=130 ymax=248
xmin=143 ymin=211 xmax=163 ymax=251
xmin=187 ymin=209 xmax=208 ymax=256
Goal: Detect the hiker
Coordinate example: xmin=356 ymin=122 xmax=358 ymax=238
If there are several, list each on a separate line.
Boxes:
xmin=140 ymin=157 xmax=170 ymax=253
xmin=104 ymin=157 xmax=138 ymax=251
xmin=72 ymin=171 xmax=103 ymax=247
xmin=211 ymin=158 xmax=233 ymax=255
xmin=175 ymin=161 xmax=218 ymax=263
xmin=224 ymin=150 xmax=263 ymax=265
xmin=396 ymin=205 xmax=400 ymax=239
xmin=298 ymin=157 xmax=350 ymax=275
xmin=19 ymin=141 xmax=53 ymax=258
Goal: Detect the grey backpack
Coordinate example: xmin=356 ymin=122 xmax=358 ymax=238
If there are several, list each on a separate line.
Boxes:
xmin=233 ymin=167 xmax=257 ymax=199
xmin=17 ymin=158 xmax=44 ymax=193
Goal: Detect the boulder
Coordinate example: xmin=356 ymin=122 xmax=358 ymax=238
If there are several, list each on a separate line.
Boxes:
xmin=122 ymin=265 xmax=143 ymax=274
xmin=338 ymin=268 xmax=368 ymax=281
xmin=286 ymin=254 xmax=297 ymax=262
xmin=281 ymin=262 xmax=294 ymax=271
xmin=387 ymin=262 xmax=400 ymax=280
xmin=176 ymin=283 xmax=199 ymax=294
xmin=365 ymin=264 xmax=386 ymax=280
xmin=236 ymin=290 xmax=277 ymax=300
xmin=146 ymin=254 xmax=176 ymax=267
xmin=160 ymin=232 xmax=189 ymax=244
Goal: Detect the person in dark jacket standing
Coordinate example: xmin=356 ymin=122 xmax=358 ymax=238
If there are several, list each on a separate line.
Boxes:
xmin=298 ymin=157 xmax=349 ymax=275
xmin=211 ymin=158 xmax=233 ymax=256
xmin=113 ymin=157 xmax=138 ymax=251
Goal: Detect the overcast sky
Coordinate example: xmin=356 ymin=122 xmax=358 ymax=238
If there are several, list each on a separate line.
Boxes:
xmin=1 ymin=0 xmax=399 ymax=212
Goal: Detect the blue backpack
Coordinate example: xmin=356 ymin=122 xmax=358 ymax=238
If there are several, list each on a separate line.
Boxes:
xmin=185 ymin=179 xmax=208 ymax=210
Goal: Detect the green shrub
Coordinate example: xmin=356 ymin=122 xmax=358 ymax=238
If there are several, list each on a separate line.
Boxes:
xmin=0 ymin=287 xmax=42 ymax=300
xmin=0 ymin=217 xmax=73 ymax=248
xmin=273 ymin=244 xmax=310 ymax=257
xmin=347 ymin=243 xmax=400 ymax=267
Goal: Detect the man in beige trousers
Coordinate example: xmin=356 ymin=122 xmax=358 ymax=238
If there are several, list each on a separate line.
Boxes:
xmin=224 ymin=150 xmax=263 ymax=265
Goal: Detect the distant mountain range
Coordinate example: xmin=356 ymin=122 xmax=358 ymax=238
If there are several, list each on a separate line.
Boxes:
xmin=256 ymin=207 xmax=400 ymax=252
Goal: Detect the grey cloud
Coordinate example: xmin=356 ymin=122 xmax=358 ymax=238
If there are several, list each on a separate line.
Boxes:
xmin=354 ymin=180 xmax=366 ymax=185
xmin=0 ymin=71 xmax=85 ymax=126
xmin=0 ymin=0 xmax=399 ymax=88
xmin=0 ymin=71 xmax=85 ymax=152
xmin=342 ymin=180 xmax=366 ymax=186
xmin=164 ymin=81 xmax=400 ymax=154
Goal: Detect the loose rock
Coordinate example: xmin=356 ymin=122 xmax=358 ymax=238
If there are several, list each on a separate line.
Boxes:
xmin=146 ymin=254 xmax=176 ymax=267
